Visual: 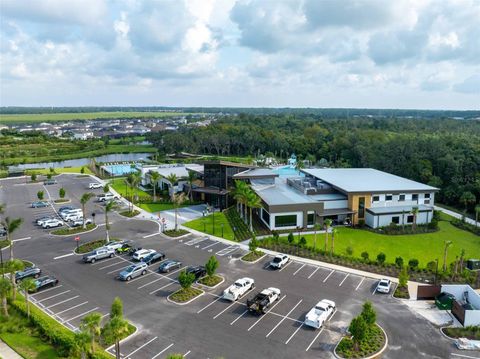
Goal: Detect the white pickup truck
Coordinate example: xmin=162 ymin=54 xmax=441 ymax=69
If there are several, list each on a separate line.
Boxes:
xmin=304 ymin=299 xmax=336 ymax=329
xmin=269 ymin=254 xmax=290 ymax=269
xmin=222 ymin=277 xmax=255 ymax=301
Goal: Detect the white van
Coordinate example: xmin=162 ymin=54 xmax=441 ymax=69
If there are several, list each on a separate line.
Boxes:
xmin=60 ymin=209 xmax=82 ymax=220
xmin=97 ymin=193 xmax=115 ymax=202
xmin=63 ymin=213 xmax=83 ymax=221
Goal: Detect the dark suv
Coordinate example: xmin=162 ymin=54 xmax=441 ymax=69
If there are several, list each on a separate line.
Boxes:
xmin=186 ymin=266 xmax=207 ymax=280
xmin=15 ymin=266 xmax=42 ymax=283
xmin=142 ymin=252 xmax=166 ymax=266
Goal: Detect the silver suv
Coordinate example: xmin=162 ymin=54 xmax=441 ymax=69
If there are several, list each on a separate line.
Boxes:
xmin=82 ymin=248 xmax=115 ymax=263
xmin=118 ymin=262 xmax=148 ymax=281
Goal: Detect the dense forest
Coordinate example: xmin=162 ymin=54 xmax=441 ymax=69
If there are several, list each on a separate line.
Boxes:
xmin=147 ymin=114 xmax=480 ymax=213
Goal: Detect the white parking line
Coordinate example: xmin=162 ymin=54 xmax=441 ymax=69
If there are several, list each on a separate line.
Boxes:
xmin=35 ymin=290 xmax=70 ymax=303
xmin=137 ymin=276 xmax=164 ymax=289
xmin=292 ymin=264 xmax=305 ymax=276
xmin=186 ymin=237 xmax=207 ymax=246
xmin=53 ymin=253 xmax=75 ymax=260
xmin=107 ymin=266 xmax=126 ymax=275
xmin=53 ymin=301 xmax=88 ymax=316
xmin=125 ymin=336 xmax=157 ymax=358
xmin=151 ymin=343 xmax=174 ymax=359
xmin=355 ymin=277 xmax=365 ymax=291
xmin=12 ymin=236 xmax=31 ymax=242
xmin=183 ymin=350 xmax=191 ymax=357
xmin=266 ymin=299 xmax=303 ymax=338
xmin=197 ymin=296 xmax=222 ymax=314
xmin=99 ymin=260 xmax=125 ymax=270
xmin=230 ymin=309 xmax=248 ymax=325
xmin=285 ymin=322 xmax=304 ymax=344
xmin=46 ymin=295 xmax=80 ymax=309
xmin=307 ymin=267 xmax=320 ymax=279
xmin=91 ymin=256 xmax=118 ymax=266
xmin=279 ymin=261 xmax=293 ymax=272
xmin=216 ymin=245 xmax=238 ymax=256
xmin=451 ymin=353 xmax=480 ymax=359
xmin=63 ymin=307 xmax=99 ymax=323
xmin=142 ymin=233 xmax=159 ymax=238
xmin=30 ymin=285 xmax=63 ymax=297
xmin=372 ymin=284 xmax=379 ymax=295
xmin=305 ymin=328 xmax=324 ymax=351
xmin=149 ymin=281 xmax=175 ymax=295
xmin=125 ymin=272 xmax=155 ymax=284
xmin=247 ymin=295 xmax=286 ymax=331
xmin=201 ymin=241 xmax=221 ymax=250
xmin=323 ymin=270 xmax=334 ymax=282
xmin=339 ymin=273 xmax=349 ymax=287
xmin=213 ymin=302 xmax=236 ymax=319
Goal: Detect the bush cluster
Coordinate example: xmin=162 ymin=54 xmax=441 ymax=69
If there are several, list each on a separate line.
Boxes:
xmin=224 ymin=207 xmax=251 ymax=241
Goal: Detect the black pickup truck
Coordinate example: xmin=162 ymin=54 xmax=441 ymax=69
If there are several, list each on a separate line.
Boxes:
xmin=246 ymin=287 xmax=281 ymax=314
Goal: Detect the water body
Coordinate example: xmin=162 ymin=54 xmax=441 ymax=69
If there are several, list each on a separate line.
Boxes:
xmin=9 ymin=153 xmax=152 ymax=170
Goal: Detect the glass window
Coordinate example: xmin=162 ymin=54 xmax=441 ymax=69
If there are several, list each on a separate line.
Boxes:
xmin=412 ymin=194 xmax=418 ymax=201
xmin=399 ymin=194 xmax=405 ymax=201
xmin=407 ymin=215 xmax=414 ymax=223
xmin=372 ymin=195 xmax=380 ymax=202
xmin=307 ymin=212 xmax=315 ymax=225
xmin=274 ymin=214 xmax=297 ymax=228
xmin=358 ymin=197 xmax=365 ymax=218
xmin=424 ymin=193 xmax=430 ymax=199
xmin=261 ymin=208 xmax=270 ymax=225
xmin=386 ymin=194 xmax=393 ymax=201
xmin=392 ymin=216 xmax=400 ymax=224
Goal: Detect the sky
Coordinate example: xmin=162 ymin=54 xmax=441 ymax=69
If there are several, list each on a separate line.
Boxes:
xmin=0 ymin=0 xmax=479 ymax=109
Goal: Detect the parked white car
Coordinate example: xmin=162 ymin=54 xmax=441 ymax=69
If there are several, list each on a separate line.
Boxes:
xmin=132 ymin=249 xmax=156 ymax=261
xmin=89 ymin=182 xmax=102 ymax=189
xmin=223 ymin=277 xmax=255 ymax=301
xmin=69 ymin=218 xmax=92 ymax=227
xmin=376 ymin=279 xmax=392 ymax=294
xmin=97 ymin=193 xmax=116 ymax=202
xmin=60 ymin=209 xmax=82 ymax=220
xmin=269 ymin=254 xmax=290 ymax=269
xmin=103 ymin=241 xmax=126 ymax=252
xmin=304 ymin=299 xmax=336 ymax=329
xmin=42 ymin=219 xmax=63 ymax=229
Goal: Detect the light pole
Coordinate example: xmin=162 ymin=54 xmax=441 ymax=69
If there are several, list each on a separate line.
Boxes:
xmin=212 ymin=207 xmax=215 ymax=236
xmin=202 ymin=211 xmax=206 ymax=232
xmin=434 ymin=258 xmax=439 ymax=285
xmin=221 ymin=223 xmax=224 ymax=238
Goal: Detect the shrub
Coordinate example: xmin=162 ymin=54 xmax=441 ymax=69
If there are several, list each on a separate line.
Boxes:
xmin=205 ymin=255 xmax=219 ymax=277
xmin=428 ymin=218 xmax=439 ymax=229
xmin=358 ymin=219 xmax=365 ymax=227
xmin=80 ymin=167 xmax=85 ymax=174
xmin=346 ymin=246 xmax=353 ymax=256
xmin=272 ymin=231 xmax=279 ymax=242
xmin=287 ymin=232 xmax=295 ymax=244
xmin=110 ymin=297 xmax=123 ymax=319
xmin=249 ymin=236 xmax=259 ymax=253
xmin=30 ymin=173 xmax=37 ymax=181
xmin=299 ymin=236 xmax=307 ymax=247
xmin=361 ymin=251 xmax=369 ymax=262
xmin=408 ymin=258 xmax=419 ymax=269
xmin=178 ymin=270 xmax=195 ymax=289
xmin=399 ymin=266 xmax=409 ymax=288
xmin=37 ymin=190 xmax=44 ymax=200
xmin=361 ymin=301 xmax=376 ymax=327
xmin=377 ymin=252 xmax=386 ymax=265
xmin=47 ymin=173 xmax=52 ymax=180
xmin=426 ymin=261 xmax=438 ymax=272
xmin=395 ymin=256 xmax=404 ymax=268
xmin=59 ymin=187 xmax=66 ymax=199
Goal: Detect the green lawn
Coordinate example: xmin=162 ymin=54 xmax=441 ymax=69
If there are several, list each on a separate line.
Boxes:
xmin=301 ymin=221 xmax=480 ymax=266
xmin=26 ymin=166 xmax=93 ymax=175
xmin=183 ymin=212 xmax=235 ymax=240
xmin=109 ymin=178 xmax=151 ymax=197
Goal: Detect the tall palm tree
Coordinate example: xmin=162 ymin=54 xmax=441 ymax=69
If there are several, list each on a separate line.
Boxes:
xmin=103 ymin=201 xmax=116 ymax=242
xmin=132 ymin=172 xmax=142 ymax=203
xmin=80 ymin=311 xmax=102 ymax=353
xmin=324 ymin=219 xmax=332 ymax=252
xmin=3 ymin=217 xmax=23 ymax=262
xmin=165 ymin=173 xmax=178 ymax=201
xmin=80 ymin=193 xmax=95 ymax=229
xmin=246 ymin=189 xmax=262 ymax=232
xmin=19 ymin=278 xmax=36 ymax=318
xmin=443 ymin=240 xmax=453 ymax=272
xmin=172 ymin=193 xmax=186 ymax=231
xmin=6 ymin=259 xmax=24 ymax=301
xmin=234 ymin=180 xmax=248 ymax=221
xmin=411 ymin=206 xmax=419 ymax=232
xmin=72 ymin=331 xmax=91 ymax=359
xmin=331 ymin=228 xmax=338 ymax=256
xmin=124 ymin=174 xmax=136 ymax=212
xmin=103 ymin=316 xmax=130 ymax=359
xmin=149 ymin=171 xmax=160 ymax=202
xmin=0 ymin=277 xmax=11 ymax=316
xmin=187 ymin=170 xmax=196 ymax=203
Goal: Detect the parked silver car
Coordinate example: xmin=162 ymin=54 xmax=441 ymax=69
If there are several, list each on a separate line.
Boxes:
xmin=118 ymin=262 xmax=148 ymax=281
xmin=83 ymin=248 xmax=115 ymax=263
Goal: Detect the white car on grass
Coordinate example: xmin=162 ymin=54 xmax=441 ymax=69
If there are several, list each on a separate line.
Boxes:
xmin=42 ymin=218 xmax=63 ymax=229
xmin=132 ymin=249 xmax=156 ymax=261
xmin=223 ymin=277 xmax=255 ymax=301
xmin=269 ymin=254 xmax=290 ymax=269
xmin=304 ymin=299 xmax=336 ymax=329
xmin=376 ymin=279 xmax=392 ymax=294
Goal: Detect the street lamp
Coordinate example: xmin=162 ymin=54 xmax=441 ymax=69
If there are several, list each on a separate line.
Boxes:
xmin=92 ymin=212 xmax=96 ymax=225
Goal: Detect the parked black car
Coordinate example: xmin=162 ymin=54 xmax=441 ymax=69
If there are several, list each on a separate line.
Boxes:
xmin=142 ymin=252 xmax=166 ymax=266
xmin=0 ymin=226 xmax=6 ymax=237
xmin=15 ymin=266 xmax=42 ymax=283
xmin=158 ymin=260 xmax=182 ymax=273
xmin=186 ymin=266 xmax=207 ymax=280
xmin=29 ymin=276 xmax=59 ymax=293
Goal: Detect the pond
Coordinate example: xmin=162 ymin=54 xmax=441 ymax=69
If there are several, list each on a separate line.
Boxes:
xmin=8 ymin=153 xmax=152 ymax=170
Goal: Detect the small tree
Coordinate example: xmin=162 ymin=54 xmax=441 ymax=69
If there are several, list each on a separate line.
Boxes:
xmin=399 ymin=266 xmax=409 ymax=288
xmin=49 ymin=167 xmax=55 ymax=174
xmin=299 ymin=236 xmax=307 ymax=247
xmin=0 ymin=278 xmax=11 ymax=316
xmin=272 ymin=231 xmax=279 ymax=243
xmin=37 ymin=190 xmax=44 ymax=200
xmin=346 ymin=246 xmax=353 ymax=256
xmin=6 ymin=259 xmax=24 ymax=301
xmin=19 ymin=278 xmax=36 ymax=318
xmin=249 ymin=235 xmax=259 ymax=253
xmin=349 ymin=316 xmax=367 ymax=351
xmin=80 ymin=167 xmax=85 ymax=174
xmin=287 ymin=232 xmax=295 ymax=244
xmin=72 ymin=331 xmax=90 ymax=359
xmin=103 ymin=184 xmax=110 ymax=193
xmin=178 ymin=270 xmax=195 ymax=289
xmin=30 ymin=173 xmax=37 ymax=182
xmin=408 ymin=258 xmax=419 ymax=269
xmin=47 ymin=173 xmax=52 ymax=180
xmin=360 ymin=301 xmax=376 ymax=327
xmin=395 ymin=257 xmax=404 ymax=268
xmin=80 ymin=311 xmax=102 ymax=353
xmin=59 ymin=187 xmax=66 ymax=199
xmin=376 ymin=252 xmax=386 ymax=265
xmin=80 ymin=192 xmax=95 ymax=229
xmin=205 ymin=255 xmax=219 ymax=278
xmin=361 ymin=251 xmax=369 ymax=262
xmin=110 ymin=297 xmax=123 ymax=319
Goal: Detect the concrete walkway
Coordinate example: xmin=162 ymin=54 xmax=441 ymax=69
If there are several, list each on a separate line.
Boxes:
xmin=435 ymin=205 xmax=479 ymax=227
xmin=0 ymin=340 xmax=23 ymax=359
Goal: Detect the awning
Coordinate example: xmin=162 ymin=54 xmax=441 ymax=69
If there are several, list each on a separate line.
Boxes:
xmin=319 ymin=208 xmax=356 ymax=216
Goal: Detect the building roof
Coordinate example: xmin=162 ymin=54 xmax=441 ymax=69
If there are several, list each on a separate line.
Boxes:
xmin=302 ymin=168 xmax=439 ymax=193
xmin=143 ymin=164 xmax=204 ymax=179
xmin=233 ymin=168 xmax=278 ymax=179
xmin=251 ymin=177 xmax=319 ymax=206
xmin=203 ymin=160 xmax=255 ymax=169
xmin=366 ymin=204 xmax=433 ymax=215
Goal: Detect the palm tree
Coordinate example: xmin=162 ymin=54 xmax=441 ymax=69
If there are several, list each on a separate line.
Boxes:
xmin=132 ymin=172 xmax=142 ymax=203
xmin=72 ymin=331 xmax=91 ymax=359
xmin=312 ymin=223 xmax=321 ymax=251
xmin=6 ymin=259 xmax=24 ymax=301
xmin=3 ymin=217 xmax=22 ymax=262
xmin=103 ymin=201 xmax=116 ymax=243
xmin=411 ymin=206 xmax=419 ymax=232
xmin=187 ymin=170 xmax=196 ymax=203
xmin=324 ymin=219 xmax=332 ymax=252
xmin=234 ymin=180 xmax=249 ymax=221
xmin=103 ymin=316 xmax=130 ymax=359
xmin=149 ymin=171 xmax=160 ymax=202
xmin=80 ymin=192 xmax=95 ymax=229
xmin=246 ymin=189 xmax=262 ymax=232
xmin=80 ymin=311 xmax=102 ymax=353
xmin=124 ymin=174 xmax=136 ymax=212
xmin=165 ymin=173 xmax=178 ymax=201
xmin=443 ymin=240 xmax=453 ymax=272
xmin=475 ymin=205 xmax=480 ymax=227
xmin=331 ymin=228 xmax=338 ymax=256
xmin=19 ymin=278 xmax=36 ymax=318
xmin=0 ymin=277 xmax=11 ymax=316
xmin=172 ymin=193 xmax=186 ymax=231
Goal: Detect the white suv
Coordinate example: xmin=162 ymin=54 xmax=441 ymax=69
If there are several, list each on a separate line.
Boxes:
xmin=132 ymin=249 xmax=155 ymax=261
xmin=43 ymin=219 xmax=63 ymax=229
xmin=89 ymin=182 xmax=102 ymax=189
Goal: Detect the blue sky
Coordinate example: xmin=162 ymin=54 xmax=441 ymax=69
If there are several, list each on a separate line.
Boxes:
xmin=0 ymin=0 xmax=479 ymax=109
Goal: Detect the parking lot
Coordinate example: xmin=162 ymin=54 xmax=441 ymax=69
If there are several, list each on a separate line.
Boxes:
xmin=1 ymin=174 xmax=473 ymax=359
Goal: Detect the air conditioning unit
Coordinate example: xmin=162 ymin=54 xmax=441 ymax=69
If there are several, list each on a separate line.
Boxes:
xmin=467 ymin=259 xmax=480 ymax=271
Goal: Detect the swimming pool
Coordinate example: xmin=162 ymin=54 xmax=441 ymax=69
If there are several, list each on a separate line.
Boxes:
xmin=272 ymin=165 xmax=304 ymax=177
xmin=102 ymin=163 xmax=139 ymax=176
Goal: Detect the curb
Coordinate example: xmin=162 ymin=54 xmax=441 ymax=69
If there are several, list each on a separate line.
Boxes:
xmin=196 ymin=275 xmax=225 ymax=289
xmin=49 ymin=225 xmax=99 ymax=237
xmin=240 ymin=252 xmax=267 ymax=264
xmin=105 ymin=323 xmax=140 ymax=354
xmin=164 ymin=232 xmax=191 ymax=240
xmin=333 ymin=323 xmax=388 ymax=359
xmin=166 ymin=288 xmax=205 ymax=306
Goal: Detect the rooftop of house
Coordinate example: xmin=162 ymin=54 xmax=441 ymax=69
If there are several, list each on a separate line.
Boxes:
xmin=233 ymin=168 xmax=279 ymax=179
xmin=301 ymin=168 xmax=439 ymax=193
xmin=143 ymin=163 xmax=204 ymax=179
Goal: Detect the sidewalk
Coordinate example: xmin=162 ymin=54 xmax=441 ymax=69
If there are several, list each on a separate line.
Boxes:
xmin=0 ymin=340 xmax=22 ymax=359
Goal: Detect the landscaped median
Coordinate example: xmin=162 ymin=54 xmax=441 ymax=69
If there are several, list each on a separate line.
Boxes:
xmin=164 ymin=229 xmax=190 ymax=238
xmin=168 ymin=287 xmax=204 ymax=304
xmin=241 ymin=250 xmax=266 ymax=263
xmin=74 ymin=239 xmax=118 ymax=254
xmin=119 ymin=209 xmax=140 ymax=218
xmin=197 ymin=274 xmax=224 ymax=288
xmin=51 ymin=223 xmax=97 ymax=236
